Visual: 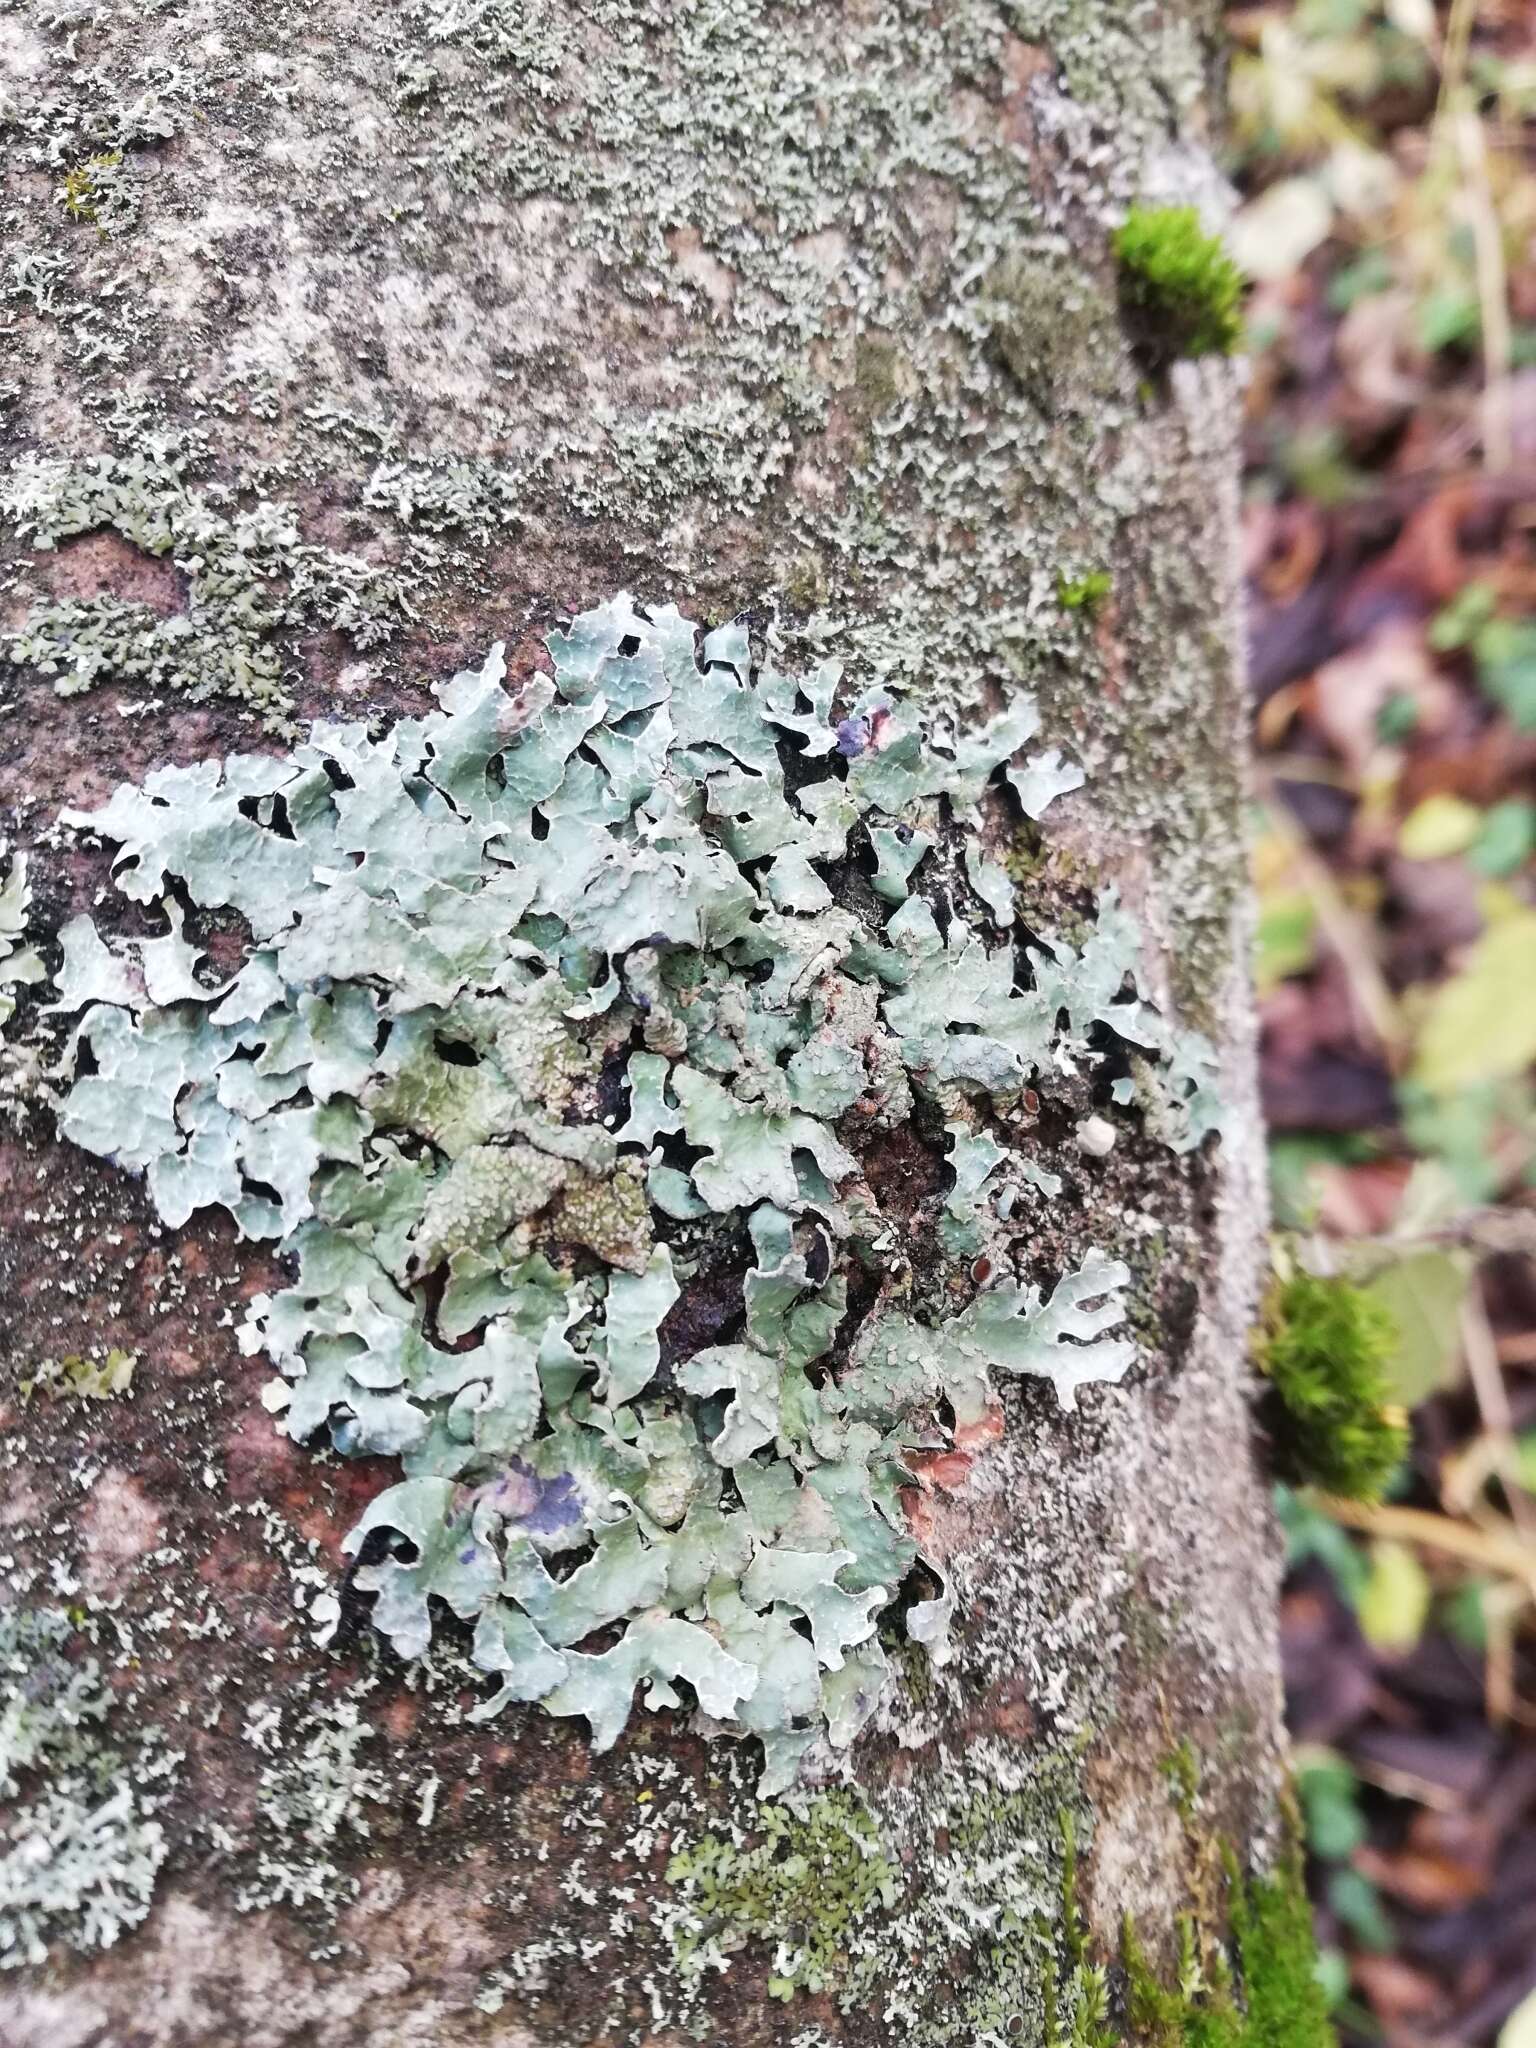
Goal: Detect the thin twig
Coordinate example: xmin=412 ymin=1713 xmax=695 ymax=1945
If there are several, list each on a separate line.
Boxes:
xmin=1432 ymin=0 xmax=1513 ymax=469
xmin=1461 ymin=1291 xmax=1536 ymax=1544
xmin=1319 ymin=1496 xmax=1536 ymax=1601
xmin=1455 ymin=104 xmax=1515 ymax=472
xmin=1254 ymin=776 xmax=1410 ymax=1065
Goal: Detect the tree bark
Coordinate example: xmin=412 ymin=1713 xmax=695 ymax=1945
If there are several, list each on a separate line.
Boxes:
xmin=0 ymin=4 xmax=1290 ymax=2046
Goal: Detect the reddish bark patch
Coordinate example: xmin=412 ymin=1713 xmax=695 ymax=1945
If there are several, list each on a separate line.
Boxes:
xmin=850 ymin=1121 xmax=946 ymax=1230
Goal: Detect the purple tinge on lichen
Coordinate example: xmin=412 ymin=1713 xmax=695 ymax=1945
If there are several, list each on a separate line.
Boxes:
xmin=482 ymin=1459 xmax=583 ymax=1538
xmin=834 ymin=716 xmax=867 ymax=758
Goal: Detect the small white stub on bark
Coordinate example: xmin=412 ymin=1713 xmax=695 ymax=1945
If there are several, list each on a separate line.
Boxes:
xmin=1075 ymin=1115 xmax=1117 ymax=1158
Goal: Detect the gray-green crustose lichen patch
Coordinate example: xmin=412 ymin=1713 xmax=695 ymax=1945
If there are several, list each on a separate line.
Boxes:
xmin=1 ymin=431 xmax=411 ymax=724
xmin=0 ymin=1608 xmax=180 ymax=1969
xmin=48 ymin=596 xmax=1223 ymax=1788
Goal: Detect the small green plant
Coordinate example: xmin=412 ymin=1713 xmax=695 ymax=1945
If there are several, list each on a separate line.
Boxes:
xmin=1296 ymin=1752 xmax=1394 ymax=1963
xmin=1121 ymin=1842 xmax=1336 ymax=2048
xmin=1059 ymin=570 xmax=1113 ymax=612
xmin=1114 ymin=206 xmax=1245 ymax=361
xmin=1430 ymin=581 xmax=1536 ymax=733
xmin=1044 ymin=1811 xmax=1117 ymax=2048
xmin=1257 ymin=1271 xmax=1407 ymax=1503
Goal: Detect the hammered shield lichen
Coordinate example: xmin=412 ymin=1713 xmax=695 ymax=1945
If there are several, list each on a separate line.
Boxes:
xmin=49 ymin=594 xmax=1221 ymax=1789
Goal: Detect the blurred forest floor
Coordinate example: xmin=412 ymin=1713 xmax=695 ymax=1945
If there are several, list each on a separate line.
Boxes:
xmin=1229 ymin=1 xmax=1536 ymax=2041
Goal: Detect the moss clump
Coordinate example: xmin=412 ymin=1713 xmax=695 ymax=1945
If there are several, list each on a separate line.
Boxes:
xmin=1059 ymin=571 xmax=1113 ymax=613
xmin=1122 ymin=1842 xmax=1335 ymax=2048
xmin=1043 ymin=1810 xmax=1117 ymax=2048
xmin=1113 ymin=206 xmax=1244 ymax=362
xmin=1257 ymin=1271 xmax=1407 ymax=1503
xmin=666 ymin=1792 xmax=901 ymax=2001
xmin=1161 ymin=1737 xmax=1201 ymax=1825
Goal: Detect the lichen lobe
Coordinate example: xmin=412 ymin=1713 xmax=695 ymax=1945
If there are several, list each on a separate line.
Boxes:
xmin=43 ymin=593 xmax=1223 ymax=1791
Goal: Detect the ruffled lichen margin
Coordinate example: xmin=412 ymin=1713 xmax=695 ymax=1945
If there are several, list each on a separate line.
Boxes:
xmin=44 ymin=593 xmax=1221 ymax=1793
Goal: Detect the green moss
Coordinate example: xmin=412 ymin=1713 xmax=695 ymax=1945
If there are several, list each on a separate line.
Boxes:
xmin=1161 ymin=1737 xmax=1201 ymax=1824
xmin=1257 ymin=1271 xmax=1408 ymax=1503
xmin=1044 ymin=1810 xmax=1118 ymax=2048
xmin=1113 ymin=206 xmax=1244 ymax=362
xmin=665 ymin=1791 xmax=902 ymax=2001
xmin=1121 ymin=1843 xmax=1335 ymax=2048
xmin=1059 ymin=571 xmax=1113 ymax=612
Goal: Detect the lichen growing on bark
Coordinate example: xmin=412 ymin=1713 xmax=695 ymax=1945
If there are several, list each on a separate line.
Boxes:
xmin=1 ymin=432 xmax=411 ymax=726
xmin=0 ymin=839 xmax=44 ymax=1031
xmin=666 ymin=1791 xmax=901 ymax=2001
xmin=0 ymin=1 xmax=1277 ymax=2032
xmin=0 ymin=1608 xmax=180 ymax=1969
xmin=44 ymin=592 xmax=1224 ymax=1790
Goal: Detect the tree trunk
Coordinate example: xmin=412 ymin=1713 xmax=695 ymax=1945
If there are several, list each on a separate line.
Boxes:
xmin=0 ymin=4 xmax=1302 ymax=2046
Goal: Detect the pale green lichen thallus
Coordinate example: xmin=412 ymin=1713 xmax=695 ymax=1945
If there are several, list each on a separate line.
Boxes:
xmin=49 ymin=596 xmax=1224 ymax=1789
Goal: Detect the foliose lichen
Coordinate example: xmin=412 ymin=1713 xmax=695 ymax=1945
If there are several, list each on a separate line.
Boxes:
xmin=48 ymin=594 xmax=1225 ymax=1787
xmin=666 ymin=1790 xmax=901 ymax=2001
xmin=1 ymin=430 xmax=411 ymax=726
xmin=233 ymin=1699 xmax=386 ymax=1914
xmin=0 ymin=838 xmax=45 ymax=1031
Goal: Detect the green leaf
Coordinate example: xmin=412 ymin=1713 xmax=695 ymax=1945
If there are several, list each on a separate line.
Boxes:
xmin=1398 ymin=793 xmax=1481 ymax=861
xmin=1471 ymin=799 xmax=1536 ymax=879
xmin=1474 ymin=618 xmax=1536 ymax=731
xmin=1357 ymin=1538 xmax=1430 ymax=1654
xmin=1357 ymin=1248 xmax=1469 ymax=1404
xmin=1412 ymin=911 xmax=1536 ymax=1093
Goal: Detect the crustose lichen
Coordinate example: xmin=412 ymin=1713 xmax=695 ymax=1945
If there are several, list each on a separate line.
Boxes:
xmin=47 ymin=595 xmax=1224 ymax=1788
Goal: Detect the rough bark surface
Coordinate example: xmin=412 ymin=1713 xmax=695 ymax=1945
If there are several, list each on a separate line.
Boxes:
xmin=0 ymin=3 xmax=1282 ymax=2045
